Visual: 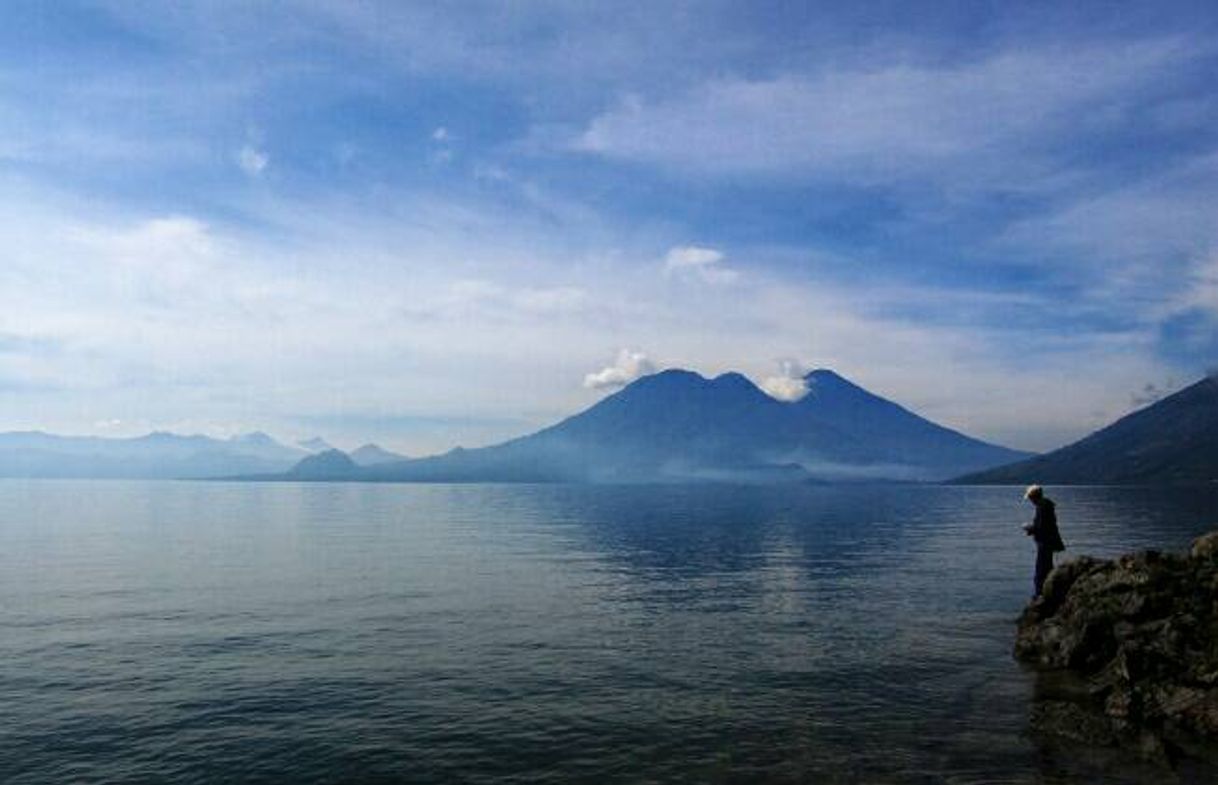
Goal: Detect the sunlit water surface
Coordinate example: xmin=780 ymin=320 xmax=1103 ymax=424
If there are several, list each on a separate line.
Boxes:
xmin=2 ymin=481 xmax=1217 ymax=784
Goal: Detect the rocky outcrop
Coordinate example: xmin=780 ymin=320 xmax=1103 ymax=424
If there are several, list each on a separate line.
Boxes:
xmin=1015 ymin=531 xmax=1218 ymax=763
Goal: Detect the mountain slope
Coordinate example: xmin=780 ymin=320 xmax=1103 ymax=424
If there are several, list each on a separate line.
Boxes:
xmin=359 ymin=368 xmax=1028 ymax=483
xmin=796 ymin=369 xmax=1029 ymax=475
xmin=350 ymin=443 xmax=408 ymax=466
xmin=365 ymin=369 xmax=840 ymax=482
xmin=956 ymin=375 xmax=1218 ymax=485
xmin=289 ymin=449 xmax=359 ymax=479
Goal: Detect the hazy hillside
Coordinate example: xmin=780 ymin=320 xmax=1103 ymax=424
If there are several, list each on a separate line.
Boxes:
xmin=956 ymin=375 xmax=1218 ymax=485
xmin=0 ymin=431 xmax=309 ymax=479
xmin=289 ymin=449 xmax=359 ymax=479
xmin=350 ymin=444 xmax=408 ymax=466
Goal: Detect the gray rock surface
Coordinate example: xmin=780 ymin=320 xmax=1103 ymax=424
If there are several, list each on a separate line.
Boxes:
xmin=1015 ymin=532 xmax=1218 ymax=764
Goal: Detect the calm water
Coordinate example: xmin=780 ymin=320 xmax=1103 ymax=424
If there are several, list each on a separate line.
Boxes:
xmin=2 ymin=481 xmax=1217 ymax=784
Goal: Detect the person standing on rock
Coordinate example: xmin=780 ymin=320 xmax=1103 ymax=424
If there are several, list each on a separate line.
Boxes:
xmin=1023 ymin=485 xmax=1065 ymax=598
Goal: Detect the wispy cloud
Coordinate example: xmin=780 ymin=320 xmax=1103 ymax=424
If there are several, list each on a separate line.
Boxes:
xmin=574 ymin=39 xmax=1213 ymax=192
xmin=1 ymin=3 xmax=1213 ymax=455
xmin=0 ymin=178 xmax=1186 ymax=452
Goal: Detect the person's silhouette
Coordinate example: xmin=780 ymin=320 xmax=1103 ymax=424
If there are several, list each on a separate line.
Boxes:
xmin=1023 ymin=485 xmax=1065 ymax=598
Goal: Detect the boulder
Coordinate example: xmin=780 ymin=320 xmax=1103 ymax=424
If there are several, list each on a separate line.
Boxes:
xmin=1015 ymin=531 xmax=1218 ymax=762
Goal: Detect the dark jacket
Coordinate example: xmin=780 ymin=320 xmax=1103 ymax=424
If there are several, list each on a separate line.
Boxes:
xmin=1029 ymin=498 xmax=1066 ymax=553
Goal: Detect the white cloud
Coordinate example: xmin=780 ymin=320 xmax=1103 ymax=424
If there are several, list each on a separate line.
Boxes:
xmin=992 ymin=149 xmax=1218 ymax=321
xmin=2 ymin=5 xmax=1205 ymax=460
xmin=583 ymin=349 xmax=656 ymax=390
xmin=238 ymin=144 xmax=269 ymax=175
xmin=108 ymin=215 xmax=215 ymax=261
xmin=574 ymin=39 xmax=1208 ymax=191
xmin=665 ymin=245 xmax=723 ymax=269
xmin=1002 ymin=177 xmax=1217 ymax=269
xmin=1182 ymin=254 xmax=1218 ymax=315
xmin=663 ymin=245 xmax=739 ymax=284
xmin=67 ymin=215 xmax=219 ymax=302
xmin=760 ymin=358 xmax=810 ymax=402
xmin=0 ymin=179 xmax=1177 ymax=456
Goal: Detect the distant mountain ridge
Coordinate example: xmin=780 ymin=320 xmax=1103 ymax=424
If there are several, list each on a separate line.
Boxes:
xmin=955 ymin=375 xmax=1218 ymax=485
xmin=0 ymin=431 xmax=311 ymax=479
xmin=297 ymin=436 xmax=335 ymax=452
xmin=289 ymin=449 xmax=359 ymax=479
xmin=287 ymin=368 xmax=1029 ymax=484
xmin=0 ymin=368 xmax=1037 ymax=484
xmin=350 ymin=443 xmax=408 ymax=466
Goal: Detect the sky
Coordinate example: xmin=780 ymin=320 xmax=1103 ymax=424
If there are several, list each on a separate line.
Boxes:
xmin=1 ymin=1 xmax=1216 ymax=454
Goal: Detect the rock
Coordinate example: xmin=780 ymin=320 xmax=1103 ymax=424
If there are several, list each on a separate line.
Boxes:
xmin=1192 ymin=531 xmax=1218 ymax=561
xmin=1015 ymin=530 xmax=1218 ymax=764
xmin=1031 ymin=700 xmax=1122 ymax=747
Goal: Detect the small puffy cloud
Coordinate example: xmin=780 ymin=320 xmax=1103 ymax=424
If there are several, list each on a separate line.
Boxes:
xmin=432 ymin=126 xmax=450 ymax=142
xmin=663 ymin=245 xmax=739 ymax=284
xmin=760 ymin=358 xmax=810 ymax=402
xmin=583 ymin=349 xmax=656 ymax=390
xmin=238 ymin=144 xmax=268 ymax=176
xmin=761 ymin=376 xmax=807 ymax=402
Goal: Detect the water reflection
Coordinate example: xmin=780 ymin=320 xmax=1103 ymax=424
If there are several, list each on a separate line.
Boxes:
xmin=1 ymin=480 xmax=1217 ymax=784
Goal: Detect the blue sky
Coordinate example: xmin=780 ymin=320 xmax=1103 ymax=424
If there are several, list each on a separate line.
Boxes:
xmin=1 ymin=1 xmax=1216 ymax=453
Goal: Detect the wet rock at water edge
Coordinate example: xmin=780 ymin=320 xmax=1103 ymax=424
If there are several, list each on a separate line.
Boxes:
xmin=1015 ymin=530 xmax=1218 ymax=766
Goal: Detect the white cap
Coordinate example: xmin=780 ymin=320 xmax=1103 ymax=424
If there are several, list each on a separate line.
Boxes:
xmin=1024 ymin=484 xmax=1043 ymax=499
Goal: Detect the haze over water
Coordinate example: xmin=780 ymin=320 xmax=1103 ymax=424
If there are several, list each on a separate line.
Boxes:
xmin=3 ymin=481 xmax=1217 ymax=784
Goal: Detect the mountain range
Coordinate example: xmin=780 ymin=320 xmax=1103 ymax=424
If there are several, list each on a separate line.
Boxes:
xmin=291 ymin=368 xmax=1030 ymax=484
xmin=349 ymin=443 xmax=408 ymax=465
xmin=5 ymin=367 xmax=1212 ymax=485
xmin=0 ymin=430 xmax=403 ymax=479
xmin=956 ymin=374 xmax=1218 ymax=486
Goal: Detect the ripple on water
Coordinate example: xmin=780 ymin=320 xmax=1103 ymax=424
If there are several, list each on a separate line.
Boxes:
xmin=1 ymin=481 xmax=1217 ymax=784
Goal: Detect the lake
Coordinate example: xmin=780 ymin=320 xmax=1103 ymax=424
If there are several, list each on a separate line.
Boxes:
xmin=2 ymin=481 xmax=1217 ymax=784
